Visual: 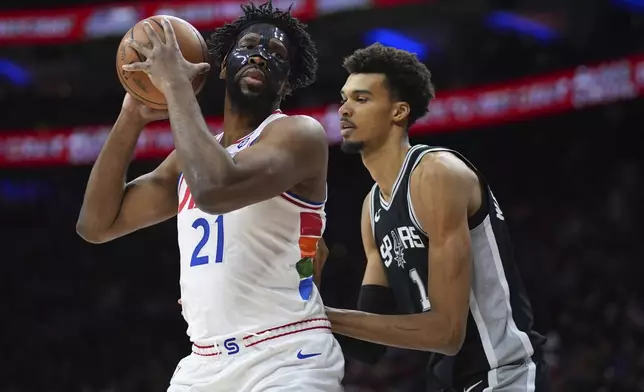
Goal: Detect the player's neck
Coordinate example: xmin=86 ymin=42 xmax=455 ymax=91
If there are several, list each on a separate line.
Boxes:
xmin=361 ymin=136 xmax=411 ymax=200
xmin=220 ymin=94 xmax=274 ymax=147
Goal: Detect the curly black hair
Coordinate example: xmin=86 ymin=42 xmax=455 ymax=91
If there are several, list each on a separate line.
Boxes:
xmin=343 ymin=43 xmax=435 ymax=127
xmin=208 ymin=0 xmax=317 ymax=93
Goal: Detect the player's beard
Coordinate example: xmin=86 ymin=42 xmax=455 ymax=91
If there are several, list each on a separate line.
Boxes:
xmin=340 ymin=140 xmax=366 ymax=154
xmin=226 ymin=74 xmax=280 ymax=119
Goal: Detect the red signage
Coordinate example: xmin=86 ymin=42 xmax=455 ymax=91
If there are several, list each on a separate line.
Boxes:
xmin=2 ymin=54 xmax=643 ymax=168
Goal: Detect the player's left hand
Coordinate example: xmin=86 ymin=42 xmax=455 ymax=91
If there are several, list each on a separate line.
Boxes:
xmin=122 ymin=18 xmax=210 ymax=95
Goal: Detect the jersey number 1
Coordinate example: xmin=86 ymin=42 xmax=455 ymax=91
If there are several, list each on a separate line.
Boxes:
xmin=409 ymin=268 xmax=431 ymax=311
xmin=190 ymin=216 xmax=224 ymax=266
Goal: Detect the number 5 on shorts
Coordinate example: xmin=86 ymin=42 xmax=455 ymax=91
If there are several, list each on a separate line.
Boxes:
xmin=190 ymin=216 xmax=224 ymax=266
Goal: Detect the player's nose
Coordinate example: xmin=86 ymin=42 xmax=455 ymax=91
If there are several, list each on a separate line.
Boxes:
xmin=339 ymin=102 xmax=352 ymax=117
xmin=249 ymin=55 xmax=267 ymax=68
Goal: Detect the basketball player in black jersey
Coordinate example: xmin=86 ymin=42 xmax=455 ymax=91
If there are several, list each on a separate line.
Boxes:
xmin=325 ymin=43 xmax=550 ymax=392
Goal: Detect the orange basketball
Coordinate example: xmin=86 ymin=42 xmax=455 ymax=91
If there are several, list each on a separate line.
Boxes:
xmin=116 ymin=15 xmax=209 ymax=109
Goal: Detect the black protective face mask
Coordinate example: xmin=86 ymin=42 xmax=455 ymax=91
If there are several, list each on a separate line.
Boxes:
xmin=225 ymin=23 xmax=291 ymax=113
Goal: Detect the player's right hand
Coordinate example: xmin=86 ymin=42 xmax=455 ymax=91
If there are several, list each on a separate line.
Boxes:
xmin=121 ymin=93 xmax=169 ymax=125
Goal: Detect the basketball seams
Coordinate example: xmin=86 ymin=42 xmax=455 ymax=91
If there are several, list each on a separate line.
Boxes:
xmin=117 ymin=25 xmax=166 ymax=107
xmin=148 ymin=18 xmax=166 ymax=44
xmin=130 ymin=27 xmax=146 ymax=63
xmin=116 ymin=30 xmax=165 ymax=108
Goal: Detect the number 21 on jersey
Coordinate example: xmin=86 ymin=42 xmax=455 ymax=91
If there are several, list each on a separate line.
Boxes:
xmin=190 ymin=216 xmax=224 ymax=266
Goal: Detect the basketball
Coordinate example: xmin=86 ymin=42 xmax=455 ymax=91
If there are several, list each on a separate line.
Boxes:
xmin=116 ymin=15 xmax=209 ymax=109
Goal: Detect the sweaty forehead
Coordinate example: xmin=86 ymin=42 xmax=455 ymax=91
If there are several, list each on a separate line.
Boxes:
xmin=342 ymin=73 xmax=387 ymax=95
xmin=238 ymin=23 xmax=290 ymax=47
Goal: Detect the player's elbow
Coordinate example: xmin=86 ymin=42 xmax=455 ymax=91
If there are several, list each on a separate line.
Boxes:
xmin=418 ymin=316 xmax=466 ymax=355
xmin=76 ymin=222 xmax=109 ymax=244
xmin=196 ymin=203 xmax=232 ymax=215
xmin=442 ymin=333 xmax=465 ymax=356
xmin=191 ymin=188 xmax=231 ymax=215
xmin=419 ymin=332 xmax=463 ymax=356
xmin=439 ymin=321 xmax=466 ymax=356
xmin=193 ymin=200 xmax=224 ymax=215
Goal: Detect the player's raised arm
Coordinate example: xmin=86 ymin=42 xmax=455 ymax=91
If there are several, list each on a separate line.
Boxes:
xmin=201 ymin=115 xmax=327 ymax=213
xmin=163 ymin=87 xmax=328 ymax=214
xmin=76 ymin=94 xmax=180 ymax=244
xmin=327 ymin=153 xmax=474 ymax=356
xmin=120 ymin=15 xmax=327 ymax=215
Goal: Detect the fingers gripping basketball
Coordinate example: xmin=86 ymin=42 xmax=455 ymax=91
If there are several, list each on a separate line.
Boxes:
xmin=116 ymin=15 xmax=209 ymax=109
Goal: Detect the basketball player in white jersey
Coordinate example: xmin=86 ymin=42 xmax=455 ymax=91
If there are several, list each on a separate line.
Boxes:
xmin=76 ymin=2 xmax=344 ymax=391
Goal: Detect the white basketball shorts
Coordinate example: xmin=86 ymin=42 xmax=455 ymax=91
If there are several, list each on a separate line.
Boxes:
xmin=168 ymin=318 xmax=345 ymax=391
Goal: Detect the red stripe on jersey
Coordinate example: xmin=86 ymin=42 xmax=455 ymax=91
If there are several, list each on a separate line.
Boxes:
xmin=178 ymin=185 xmax=191 ymax=213
xmin=188 ymin=194 xmax=197 ymax=210
xmin=300 ymin=212 xmax=323 ymax=237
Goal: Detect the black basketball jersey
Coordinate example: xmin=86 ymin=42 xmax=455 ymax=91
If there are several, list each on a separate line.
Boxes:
xmin=369 ymin=145 xmax=545 ymax=388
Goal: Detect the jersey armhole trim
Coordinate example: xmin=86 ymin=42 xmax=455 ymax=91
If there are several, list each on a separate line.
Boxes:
xmin=406 ymin=149 xmax=441 ymax=237
xmin=281 ymin=191 xmax=325 ymax=210
xmin=369 ymin=184 xmax=377 ymax=239
xmin=468 ymin=182 xmax=489 ymax=229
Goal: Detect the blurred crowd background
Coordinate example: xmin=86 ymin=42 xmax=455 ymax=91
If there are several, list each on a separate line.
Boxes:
xmin=1 ymin=0 xmax=643 ymax=391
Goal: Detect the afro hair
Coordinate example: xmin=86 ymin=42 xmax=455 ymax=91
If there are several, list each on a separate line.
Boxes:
xmin=208 ymin=0 xmax=317 ymax=93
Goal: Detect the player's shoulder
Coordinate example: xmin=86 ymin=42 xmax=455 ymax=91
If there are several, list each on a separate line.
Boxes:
xmin=362 ymin=190 xmax=371 ymax=211
xmin=263 ymin=114 xmax=327 ymax=147
xmin=413 ymin=149 xmax=478 ymax=191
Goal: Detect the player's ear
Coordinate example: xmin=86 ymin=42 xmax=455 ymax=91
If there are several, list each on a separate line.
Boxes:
xmin=392 ymin=102 xmax=410 ymax=123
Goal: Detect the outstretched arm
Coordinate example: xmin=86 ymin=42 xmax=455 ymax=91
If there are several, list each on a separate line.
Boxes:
xmin=330 ymin=194 xmax=395 ymax=364
xmin=327 ymin=153 xmax=475 ymax=355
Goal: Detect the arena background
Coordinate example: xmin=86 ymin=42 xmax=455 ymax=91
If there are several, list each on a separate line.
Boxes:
xmin=1 ymin=0 xmax=643 ymax=391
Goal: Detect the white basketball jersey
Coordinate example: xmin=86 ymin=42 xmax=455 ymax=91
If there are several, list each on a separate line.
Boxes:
xmin=176 ymin=112 xmax=327 ymax=344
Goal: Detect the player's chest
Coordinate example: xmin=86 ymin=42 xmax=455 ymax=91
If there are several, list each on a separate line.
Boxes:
xmin=374 ymin=215 xmax=428 ymax=272
xmin=375 ymin=222 xmax=430 ymax=312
